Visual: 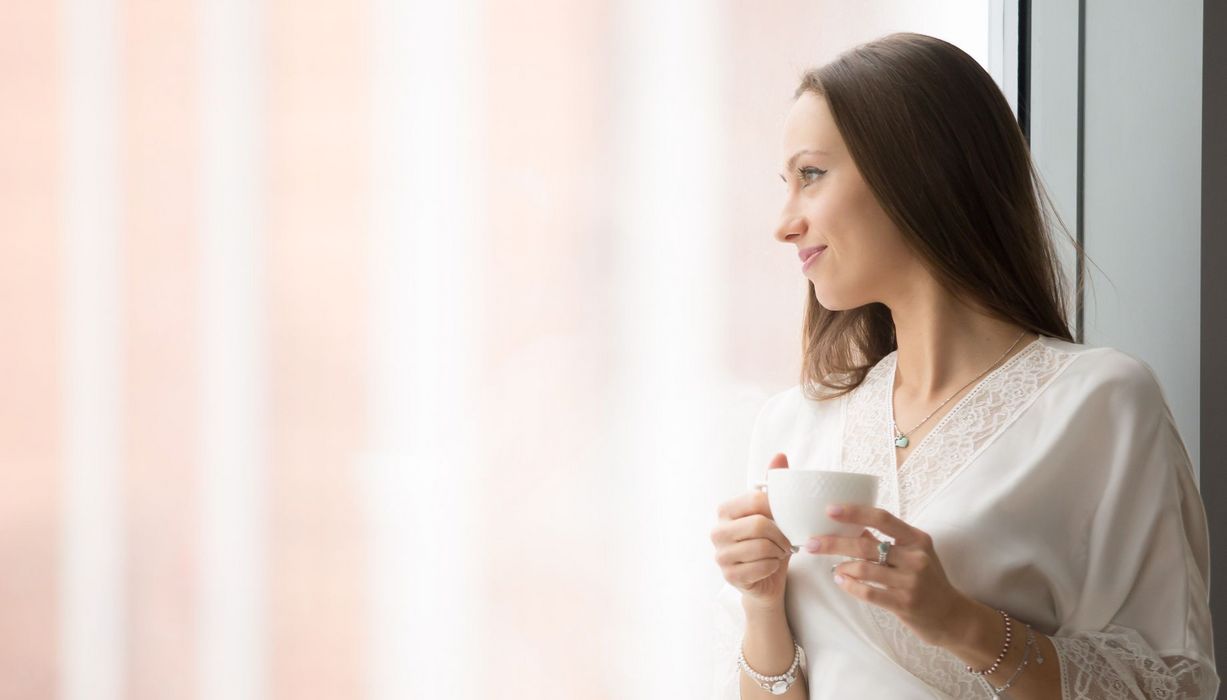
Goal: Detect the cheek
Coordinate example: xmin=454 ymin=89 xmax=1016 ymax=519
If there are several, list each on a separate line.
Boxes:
xmin=803 ymin=189 xmax=889 ymax=300
xmin=808 ymin=248 xmax=854 ymax=309
xmin=808 ymin=241 xmax=886 ymax=311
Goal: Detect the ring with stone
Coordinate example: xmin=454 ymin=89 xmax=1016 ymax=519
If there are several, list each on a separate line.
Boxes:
xmin=876 ymin=539 xmax=891 ymax=566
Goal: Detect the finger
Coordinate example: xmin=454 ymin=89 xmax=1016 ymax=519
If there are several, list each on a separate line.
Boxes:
xmin=716 ymin=490 xmax=770 ymax=522
xmin=749 ymin=452 xmax=790 ymax=491
xmin=718 ymin=453 xmax=789 ymax=521
xmin=710 ymin=513 xmax=787 ymax=553
xmin=730 ymin=514 xmax=792 ymax=556
xmin=832 ymin=566 xmax=897 ymax=610
xmin=807 ymin=529 xmax=880 ymax=558
xmin=827 ymin=504 xmax=923 ymax=543
xmin=730 ymin=558 xmax=783 ymax=588
xmin=832 ymin=558 xmax=911 ymax=589
xmin=716 ymin=538 xmax=791 ymax=569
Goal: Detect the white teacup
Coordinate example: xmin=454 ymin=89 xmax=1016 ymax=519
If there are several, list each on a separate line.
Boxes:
xmin=755 ymin=470 xmax=879 ymax=552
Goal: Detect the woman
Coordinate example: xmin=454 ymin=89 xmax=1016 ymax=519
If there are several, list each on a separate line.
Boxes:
xmin=709 ymin=32 xmax=1217 ymax=698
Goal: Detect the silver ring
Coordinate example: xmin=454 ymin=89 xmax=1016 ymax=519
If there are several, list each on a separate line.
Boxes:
xmin=876 ymin=539 xmax=891 ymax=566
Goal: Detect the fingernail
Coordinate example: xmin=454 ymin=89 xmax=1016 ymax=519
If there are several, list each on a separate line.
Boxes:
xmin=833 ymin=573 xmax=845 ymax=584
xmin=827 ymin=505 xmax=844 ymax=517
xmin=805 ymin=538 xmax=822 ymax=553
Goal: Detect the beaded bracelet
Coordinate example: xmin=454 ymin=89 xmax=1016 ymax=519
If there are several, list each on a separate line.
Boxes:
xmin=738 ymin=638 xmax=803 ymax=695
xmin=966 ymin=608 xmax=1013 ymax=676
xmin=978 ymin=623 xmax=1041 ymax=698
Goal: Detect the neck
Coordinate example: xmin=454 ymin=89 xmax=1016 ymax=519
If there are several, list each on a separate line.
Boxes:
xmin=888 ymin=291 xmax=1036 ymax=403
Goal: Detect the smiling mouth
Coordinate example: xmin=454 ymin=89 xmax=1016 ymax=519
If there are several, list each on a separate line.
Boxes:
xmin=801 ymin=247 xmax=826 ymax=269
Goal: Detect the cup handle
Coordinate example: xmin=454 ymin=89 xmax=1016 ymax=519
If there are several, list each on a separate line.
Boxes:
xmin=753 ymin=480 xmax=797 ymax=551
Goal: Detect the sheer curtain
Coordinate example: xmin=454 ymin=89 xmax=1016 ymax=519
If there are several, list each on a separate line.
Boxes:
xmin=0 ymin=2 xmax=986 ymax=698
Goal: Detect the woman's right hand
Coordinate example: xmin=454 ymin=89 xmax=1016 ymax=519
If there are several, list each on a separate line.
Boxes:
xmin=710 ymin=452 xmax=795 ymax=611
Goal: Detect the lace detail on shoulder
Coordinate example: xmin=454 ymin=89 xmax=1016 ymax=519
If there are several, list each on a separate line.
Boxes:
xmin=840 ymin=356 xmax=902 ymax=514
xmin=840 ymin=338 xmax=1077 ymax=522
xmin=896 ymin=340 xmax=1078 ymax=520
xmin=1051 ymin=625 xmax=1219 ymax=699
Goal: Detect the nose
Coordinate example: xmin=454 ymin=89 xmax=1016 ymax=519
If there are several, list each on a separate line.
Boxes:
xmin=775 ymin=213 xmax=806 ymax=245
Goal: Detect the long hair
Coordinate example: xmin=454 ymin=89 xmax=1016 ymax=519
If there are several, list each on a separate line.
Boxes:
xmin=795 ymin=32 xmax=1083 ymax=401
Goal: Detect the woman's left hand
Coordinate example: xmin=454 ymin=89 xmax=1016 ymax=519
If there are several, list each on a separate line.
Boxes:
xmin=805 ymin=503 xmax=971 ymax=648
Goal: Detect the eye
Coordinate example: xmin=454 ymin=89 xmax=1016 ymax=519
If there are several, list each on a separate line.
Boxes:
xmin=797 ymin=166 xmax=827 ymax=185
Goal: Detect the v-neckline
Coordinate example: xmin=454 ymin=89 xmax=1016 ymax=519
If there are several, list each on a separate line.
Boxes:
xmin=888 ymin=335 xmax=1044 ymax=473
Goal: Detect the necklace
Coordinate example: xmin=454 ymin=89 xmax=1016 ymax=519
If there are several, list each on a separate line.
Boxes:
xmin=892 ymin=329 xmax=1029 ymax=449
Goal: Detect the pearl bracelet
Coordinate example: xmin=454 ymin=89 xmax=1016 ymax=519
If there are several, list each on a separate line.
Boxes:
xmin=966 ymin=608 xmax=1013 ymax=676
xmin=979 ymin=623 xmax=1041 ymax=698
xmin=738 ymin=638 xmax=803 ymax=695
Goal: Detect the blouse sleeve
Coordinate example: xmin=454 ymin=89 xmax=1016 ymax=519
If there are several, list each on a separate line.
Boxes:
xmin=712 ymin=580 xmax=748 ymax=700
xmin=711 ymin=394 xmax=809 ymax=699
xmin=1048 ymin=355 xmax=1219 ymax=699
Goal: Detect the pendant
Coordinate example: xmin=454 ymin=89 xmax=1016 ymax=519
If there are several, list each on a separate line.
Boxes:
xmin=894 ymin=435 xmax=909 ymax=448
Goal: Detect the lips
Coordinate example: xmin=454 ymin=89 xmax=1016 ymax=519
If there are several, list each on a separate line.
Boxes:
xmin=798 ymin=245 xmax=827 ymax=263
xmin=799 ymin=246 xmax=827 ymax=272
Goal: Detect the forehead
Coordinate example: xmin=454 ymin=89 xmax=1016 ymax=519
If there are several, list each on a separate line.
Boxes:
xmin=781 ymin=92 xmax=841 ymax=161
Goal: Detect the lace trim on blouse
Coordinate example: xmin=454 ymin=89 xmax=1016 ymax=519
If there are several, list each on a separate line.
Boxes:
xmin=1051 ymin=626 xmax=1215 ymax=699
xmin=831 ymin=339 xmax=1204 ymax=698
xmin=834 ymin=339 xmax=1214 ymax=698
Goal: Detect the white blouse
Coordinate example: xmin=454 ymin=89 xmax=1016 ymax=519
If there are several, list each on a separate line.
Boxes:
xmin=712 ymin=334 xmax=1218 ymax=698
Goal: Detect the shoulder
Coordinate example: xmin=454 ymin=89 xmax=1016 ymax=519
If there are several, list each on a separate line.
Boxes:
xmin=1037 ymin=342 xmax=1194 ymax=511
xmin=749 ymin=385 xmax=803 ymax=436
xmin=742 ymin=383 xmax=845 ymax=485
xmin=1041 ymin=339 xmax=1176 ymax=445
xmin=1054 ymin=340 xmax=1167 ymax=407
xmin=766 ymin=382 xmax=835 ymax=412
xmin=755 ymin=381 xmax=846 ymax=424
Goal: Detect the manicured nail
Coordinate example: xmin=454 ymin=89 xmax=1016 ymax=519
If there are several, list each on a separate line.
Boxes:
xmin=833 ymin=573 xmax=845 ymax=584
xmin=827 ymin=505 xmax=844 ymax=517
xmin=805 ymin=538 xmax=822 ymax=553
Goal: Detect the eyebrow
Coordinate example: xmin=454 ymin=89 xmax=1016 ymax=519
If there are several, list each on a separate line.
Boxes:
xmin=779 ymin=149 xmax=829 ymax=180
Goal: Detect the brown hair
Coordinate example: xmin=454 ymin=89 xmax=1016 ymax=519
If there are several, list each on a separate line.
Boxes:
xmin=794 ymin=32 xmax=1083 ymax=401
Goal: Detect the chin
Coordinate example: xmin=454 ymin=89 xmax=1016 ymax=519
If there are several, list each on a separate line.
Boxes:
xmin=811 ymin=285 xmax=851 ymax=312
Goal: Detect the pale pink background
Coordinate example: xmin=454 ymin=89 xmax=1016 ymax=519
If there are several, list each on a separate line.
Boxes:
xmin=0 ymin=2 xmax=987 ymax=698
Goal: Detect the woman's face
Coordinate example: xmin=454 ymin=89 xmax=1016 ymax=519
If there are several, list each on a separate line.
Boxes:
xmin=775 ymin=91 xmax=917 ymax=311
